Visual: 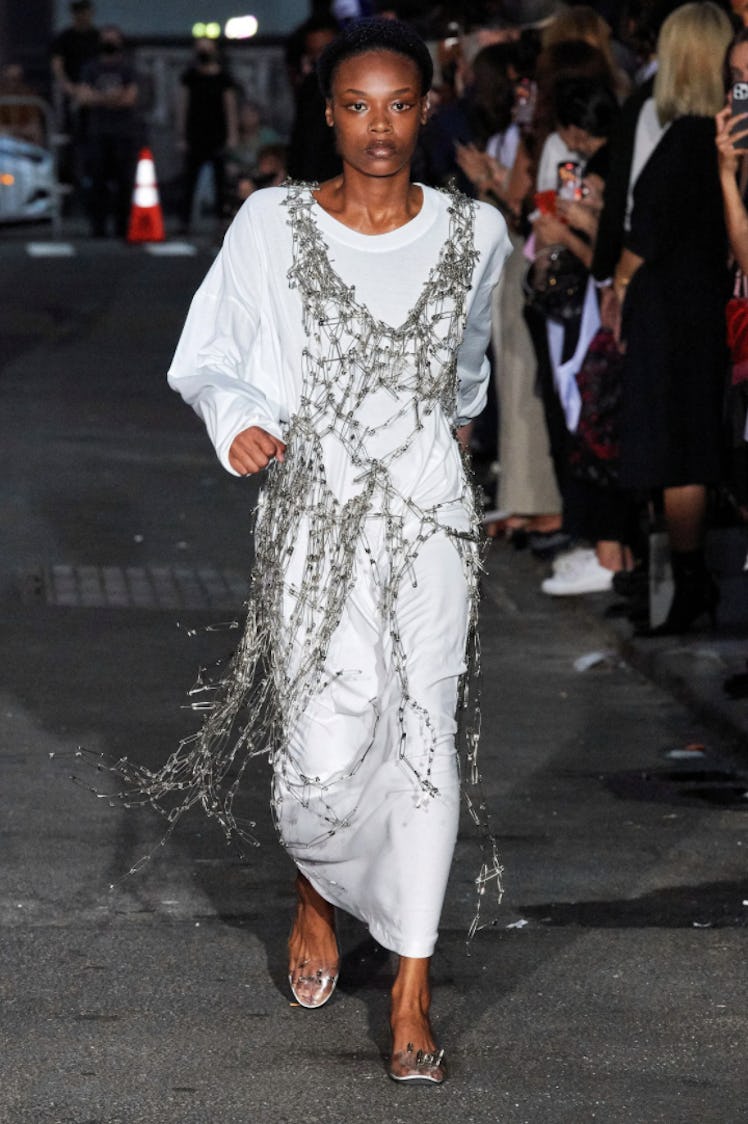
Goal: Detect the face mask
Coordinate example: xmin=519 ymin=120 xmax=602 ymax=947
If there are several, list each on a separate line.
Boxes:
xmin=196 ymin=49 xmax=215 ymax=64
xmin=101 ymin=41 xmax=120 ymax=54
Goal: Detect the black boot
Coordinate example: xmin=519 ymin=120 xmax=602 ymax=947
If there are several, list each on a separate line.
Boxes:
xmin=638 ymin=549 xmax=719 ymax=637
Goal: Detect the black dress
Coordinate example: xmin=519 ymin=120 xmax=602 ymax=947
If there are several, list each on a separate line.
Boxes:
xmin=620 ymin=115 xmax=729 ymax=489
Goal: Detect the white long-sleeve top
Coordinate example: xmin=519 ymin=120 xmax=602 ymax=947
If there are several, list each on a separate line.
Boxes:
xmin=167 ymin=184 xmax=510 ymax=474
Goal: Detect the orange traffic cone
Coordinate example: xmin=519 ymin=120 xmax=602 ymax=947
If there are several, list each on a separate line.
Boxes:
xmin=127 ymin=147 xmax=165 ymax=243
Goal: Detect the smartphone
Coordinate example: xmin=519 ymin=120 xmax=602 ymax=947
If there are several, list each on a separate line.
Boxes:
xmin=731 ymin=81 xmax=748 ymax=150
xmin=513 ymin=78 xmax=536 ymax=128
xmin=556 ymin=160 xmax=583 ymax=201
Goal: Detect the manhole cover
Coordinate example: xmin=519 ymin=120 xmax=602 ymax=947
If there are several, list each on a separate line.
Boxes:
xmin=22 ymin=564 xmax=248 ymax=611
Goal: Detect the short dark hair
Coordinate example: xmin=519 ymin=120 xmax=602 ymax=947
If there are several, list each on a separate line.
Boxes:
xmin=317 ymin=18 xmax=433 ymax=99
xmin=553 ymin=76 xmax=618 ymax=139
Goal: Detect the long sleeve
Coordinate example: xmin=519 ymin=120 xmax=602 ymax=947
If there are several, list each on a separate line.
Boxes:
xmin=591 ymin=78 xmax=655 ymax=282
xmin=455 ymin=204 xmax=511 ymax=425
xmin=167 ymin=199 xmax=286 ymax=474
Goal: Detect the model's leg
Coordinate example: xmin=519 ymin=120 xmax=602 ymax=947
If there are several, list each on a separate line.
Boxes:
xmin=383 ymin=526 xmax=470 ymax=1082
xmin=390 ymin=955 xmax=433 ymax=1052
xmin=389 ymin=955 xmax=445 ymax=1082
xmin=287 ymin=870 xmax=339 ymax=1007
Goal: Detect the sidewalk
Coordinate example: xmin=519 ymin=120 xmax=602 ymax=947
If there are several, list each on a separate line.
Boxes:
xmin=485 ymin=538 xmax=748 ymax=751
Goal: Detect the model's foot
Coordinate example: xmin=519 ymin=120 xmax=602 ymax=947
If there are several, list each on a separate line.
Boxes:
xmin=390 ymin=1001 xmax=435 ymax=1055
xmin=287 ymin=873 xmax=339 ymax=1008
xmin=389 ymin=986 xmax=444 ymax=1084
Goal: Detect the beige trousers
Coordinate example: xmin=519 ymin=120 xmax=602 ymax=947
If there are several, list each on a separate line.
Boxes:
xmin=492 ymin=233 xmax=561 ymax=517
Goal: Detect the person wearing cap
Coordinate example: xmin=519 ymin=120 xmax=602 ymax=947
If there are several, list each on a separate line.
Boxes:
xmin=51 ymin=0 xmax=101 ymax=98
xmin=50 ymin=1 xmax=102 ymax=188
xmin=76 ymin=26 xmax=139 ymax=238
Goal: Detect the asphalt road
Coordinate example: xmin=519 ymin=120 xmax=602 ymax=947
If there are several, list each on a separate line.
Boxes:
xmin=1 ymin=237 xmax=746 ymax=1124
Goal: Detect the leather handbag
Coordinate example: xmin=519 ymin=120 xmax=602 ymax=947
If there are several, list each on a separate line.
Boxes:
xmin=523 ymin=243 xmax=588 ymax=324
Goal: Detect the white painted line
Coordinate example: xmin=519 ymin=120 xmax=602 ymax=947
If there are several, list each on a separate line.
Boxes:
xmin=145 ymin=241 xmax=197 ymax=256
xmin=26 ymin=242 xmax=75 ymax=257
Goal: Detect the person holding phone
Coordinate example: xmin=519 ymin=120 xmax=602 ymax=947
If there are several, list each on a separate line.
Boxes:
xmin=716 ymin=29 xmax=748 ymax=270
xmin=715 ymin=29 xmax=748 ymax=555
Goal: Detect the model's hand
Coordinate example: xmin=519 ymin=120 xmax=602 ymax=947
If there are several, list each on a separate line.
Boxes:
xmin=229 ymin=426 xmax=286 ymax=475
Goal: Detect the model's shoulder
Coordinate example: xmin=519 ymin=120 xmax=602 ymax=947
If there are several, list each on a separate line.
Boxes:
xmin=242 ymin=184 xmax=295 ymax=219
xmin=470 ymin=197 xmax=510 ymax=255
xmin=423 ymin=185 xmax=509 ymax=253
xmin=231 ymin=185 xmax=298 ymax=241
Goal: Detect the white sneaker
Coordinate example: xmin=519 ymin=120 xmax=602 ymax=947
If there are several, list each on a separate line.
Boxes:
xmin=541 ymin=553 xmax=615 ymax=596
xmin=551 ymin=546 xmax=595 ymax=575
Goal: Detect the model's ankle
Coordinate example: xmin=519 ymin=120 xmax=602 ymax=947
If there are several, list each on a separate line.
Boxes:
xmin=293 ymin=872 xmax=335 ymax=929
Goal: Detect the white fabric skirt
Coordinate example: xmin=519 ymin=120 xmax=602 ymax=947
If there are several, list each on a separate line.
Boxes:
xmin=272 ymin=513 xmax=469 ymax=958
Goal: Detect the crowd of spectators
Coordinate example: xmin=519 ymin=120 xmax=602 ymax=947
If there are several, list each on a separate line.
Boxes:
xmin=388 ymin=0 xmax=746 ymax=642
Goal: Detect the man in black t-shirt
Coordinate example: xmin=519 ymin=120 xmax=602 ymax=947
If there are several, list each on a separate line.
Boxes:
xmin=51 ymin=0 xmax=101 ymax=186
xmin=77 ymin=25 xmax=139 ymax=237
xmin=176 ymin=37 xmax=238 ymax=232
xmin=51 ymin=0 xmax=101 ymax=94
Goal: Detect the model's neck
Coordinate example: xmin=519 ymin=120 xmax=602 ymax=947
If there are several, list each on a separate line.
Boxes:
xmin=316 ymin=166 xmax=421 ymax=236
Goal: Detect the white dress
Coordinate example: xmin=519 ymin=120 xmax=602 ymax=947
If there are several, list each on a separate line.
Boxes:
xmin=148 ymin=184 xmax=510 ymax=957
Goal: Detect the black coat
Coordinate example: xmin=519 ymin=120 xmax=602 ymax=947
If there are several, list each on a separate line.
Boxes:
xmin=619 ymin=115 xmax=730 ymax=489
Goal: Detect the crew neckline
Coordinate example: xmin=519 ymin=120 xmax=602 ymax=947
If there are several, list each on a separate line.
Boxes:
xmin=310 ymin=184 xmax=438 ymax=252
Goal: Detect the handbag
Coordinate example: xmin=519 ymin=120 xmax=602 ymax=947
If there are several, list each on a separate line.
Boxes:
xmin=568 ymin=327 xmax=623 ymax=487
xmin=523 ymin=243 xmax=588 ymax=324
xmin=725 ymin=270 xmax=748 ymax=386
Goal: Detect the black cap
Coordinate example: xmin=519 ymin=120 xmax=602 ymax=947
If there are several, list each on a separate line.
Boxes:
xmin=497 ymin=0 xmax=565 ymax=29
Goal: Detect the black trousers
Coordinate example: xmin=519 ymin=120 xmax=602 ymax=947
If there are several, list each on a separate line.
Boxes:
xmin=180 ymin=149 xmax=226 ymax=229
xmin=86 ymin=133 xmax=137 ymax=238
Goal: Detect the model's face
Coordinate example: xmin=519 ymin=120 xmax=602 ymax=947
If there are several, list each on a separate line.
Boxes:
xmin=325 ymin=51 xmax=428 ymax=179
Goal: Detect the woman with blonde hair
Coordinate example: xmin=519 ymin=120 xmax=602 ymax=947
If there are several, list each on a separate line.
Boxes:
xmin=612 ymin=2 xmax=733 ymax=635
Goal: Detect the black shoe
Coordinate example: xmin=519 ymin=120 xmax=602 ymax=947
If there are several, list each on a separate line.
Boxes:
xmin=612 ymin=566 xmax=647 ymax=599
xmin=637 ymin=565 xmax=719 ymax=638
xmin=528 ymin=530 xmax=571 ymax=559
